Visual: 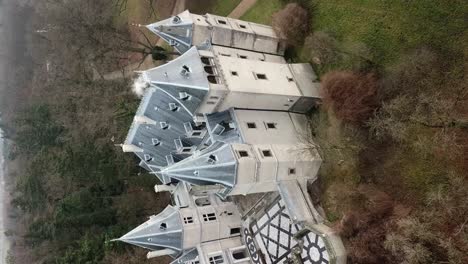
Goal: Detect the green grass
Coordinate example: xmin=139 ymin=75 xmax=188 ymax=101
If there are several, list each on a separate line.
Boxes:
xmin=212 ymin=0 xmax=243 ymax=16
xmin=187 ymin=0 xmax=242 ymax=16
xmin=240 ymin=0 xmax=284 ymax=24
xmin=312 ymin=0 xmax=467 ymax=66
xmin=241 ymin=0 xmax=467 ymax=68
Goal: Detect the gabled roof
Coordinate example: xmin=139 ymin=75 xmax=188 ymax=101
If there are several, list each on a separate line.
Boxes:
xmin=146 ymin=10 xmax=193 ymax=53
xmin=116 ymin=206 xmax=183 ymax=256
xmin=160 ymin=141 xmax=237 ymax=198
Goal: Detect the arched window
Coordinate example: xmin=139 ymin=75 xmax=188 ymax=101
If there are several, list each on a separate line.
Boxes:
xmin=204 ymin=66 xmax=215 ymax=75
xmin=207 ymin=75 xmax=219 ymax=84
xmin=195 ymin=197 xmax=211 ymax=207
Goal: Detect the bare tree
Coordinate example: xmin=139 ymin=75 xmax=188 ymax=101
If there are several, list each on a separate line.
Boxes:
xmin=272 ymin=3 xmax=310 ymax=46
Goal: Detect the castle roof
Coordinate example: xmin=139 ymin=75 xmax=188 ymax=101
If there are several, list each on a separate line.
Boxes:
xmin=160 ymin=141 xmax=237 ymax=198
xmin=124 ymin=87 xmax=205 ymax=183
xmin=116 ymin=205 xmax=183 ymax=256
xmin=146 ymin=10 xmax=193 ymax=53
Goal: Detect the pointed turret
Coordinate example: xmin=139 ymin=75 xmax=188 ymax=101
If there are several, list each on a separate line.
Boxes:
xmin=115 ymin=206 xmax=183 ymax=257
xmin=146 ymin=10 xmax=194 ymax=53
xmin=160 ymin=141 xmax=237 ymax=198
xmin=140 ymin=47 xmax=210 ymax=116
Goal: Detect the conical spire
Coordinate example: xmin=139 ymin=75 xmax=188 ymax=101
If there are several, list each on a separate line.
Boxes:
xmin=160 ymin=141 xmax=237 ymax=197
xmin=115 ymin=206 xmax=183 ymax=256
xmin=146 ymin=10 xmax=193 ymax=53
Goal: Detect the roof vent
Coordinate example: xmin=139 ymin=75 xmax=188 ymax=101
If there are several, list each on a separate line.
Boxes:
xmin=172 ymin=16 xmax=181 ymax=24
xmin=152 ymin=138 xmax=161 ymax=146
xmin=160 ymin=122 xmax=169 ymax=130
xmin=144 ymin=154 xmax=153 ymax=162
xmin=180 ymin=65 xmax=191 ymax=77
xmin=207 ymin=155 xmax=217 ymax=164
xmin=160 ymin=223 xmax=167 ymax=230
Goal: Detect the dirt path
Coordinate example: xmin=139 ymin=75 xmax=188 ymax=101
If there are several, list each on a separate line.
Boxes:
xmin=228 ymin=0 xmax=257 ymax=19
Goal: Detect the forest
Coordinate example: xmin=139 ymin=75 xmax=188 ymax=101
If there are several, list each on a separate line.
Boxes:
xmin=0 ymin=0 xmax=466 ymax=263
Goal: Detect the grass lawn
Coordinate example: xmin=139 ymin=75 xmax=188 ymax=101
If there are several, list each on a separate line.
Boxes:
xmin=240 ymin=0 xmax=284 ymax=24
xmin=187 ymin=0 xmax=242 ymax=16
xmin=212 ymin=0 xmax=243 ymax=16
xmin=241 ymin=0 xmax=467 ymax=68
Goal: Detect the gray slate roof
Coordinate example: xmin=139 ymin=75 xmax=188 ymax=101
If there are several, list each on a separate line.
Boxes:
xmin=146 ymin=10 xmax=193 ymax=53
xmin=117 ymin=205 xmax=183 ymax=256
xmin=160 ymin=141 xmax=237 ymax=198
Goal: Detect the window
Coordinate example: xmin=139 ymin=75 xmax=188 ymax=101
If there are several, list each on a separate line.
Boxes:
xmin=182 ymin=148 xmax=192 ymax=153
xmin=288 ymin=98 xmax=294 ymax=102
xmin=247 ymin=122 xmax=256 ymax=129
xmin=195 ymin=197 xmax=211 ymax=207
xmin=192 ymin=131 xmax=202 ymax=137
xmin=207 ymin=75 xmax=219 ymax=84
xmin=239 ymin=24 xmax=247 ymax=29
xmin=289 ymin=168 xmax=296 ymax=175
xmin=210 ymin=96 xmax=219 ymax=100
xmin=204 ymin=66 xmax=215 ymax=74
xmin=266 ymin=122 xmax=277 ymax=129
xmin=255 ymin=73 xmax=267 ymax=80
xmin=231 ymin=71 xmax=238 ymax=76
xmin=209 ymin=255 xmax=224 ymax=264
xmin=160 ymin=223 xmax=167 ymax=230
xmin=230 ymin=227 xmax=241 ymax=235
xmin=238 ymin=150 xmax=249 ymax=157
xmin=207 ymin=101 xmax=216 ymax=105
xmin=217 ymin=19 xmax=227 ymax=25
xmin=232 ymin=250 xmax=247 ymax=260
xmin=203 ymin=213 xmax=217 ymax=222
xmin=184 ymin=216 xmax=194 ymax=224
xmin=238 ymin=55 xmax=248 ymax=59
xmin=262 ymin=150 xmax=272 ymax=157
xmin=287 ymin=76 xmax=294 ymax=82
xmin=201 ymin=57 xmax=211 ymax=65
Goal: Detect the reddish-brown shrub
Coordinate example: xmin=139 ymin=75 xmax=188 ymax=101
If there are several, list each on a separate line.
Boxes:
xmin=321 ymin=71 xmax=379 ymax=124
xmin=272 ymin=3 xmax=309 ymax=46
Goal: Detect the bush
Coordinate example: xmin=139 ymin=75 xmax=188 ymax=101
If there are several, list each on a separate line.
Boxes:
xmin=272 ymin=3 xmax=310 ymax=46
xmin=304 ymin=32 xmax=340 ymax=66
xmin=321 ymin=71 xmax=379 ymax=124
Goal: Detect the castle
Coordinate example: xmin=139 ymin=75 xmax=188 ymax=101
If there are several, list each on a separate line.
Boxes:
xmin=115 ymin=10 xmax=346 ymax=264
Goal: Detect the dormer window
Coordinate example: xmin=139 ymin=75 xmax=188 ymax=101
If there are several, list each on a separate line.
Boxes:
xmin=144 ymin=154 xmax=153 ymax=162
xmin=169 ymin=103 xmax=179 ymax=112
xmin=179 ymin=92 xmax=191 ymax=101
xmin=160 ymin=122 xmax=169 ymax=130
xmin=160 ymin=222 xmax=167 ymax=230
xmin=152 ymin=138 xmax=161 ymax=146
xmin=217 ymin=19 xmax=227 ymax=25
